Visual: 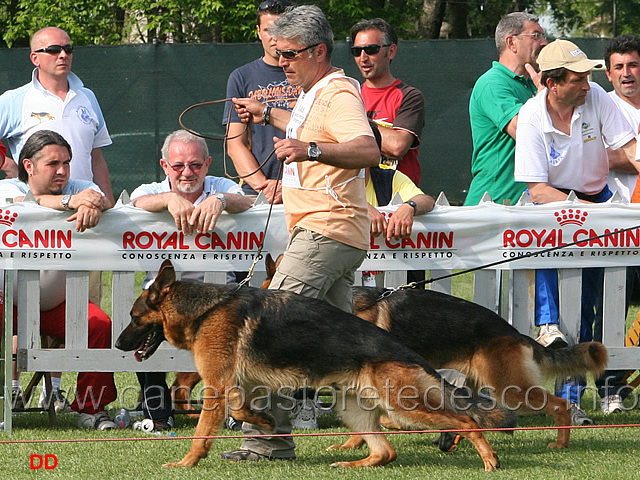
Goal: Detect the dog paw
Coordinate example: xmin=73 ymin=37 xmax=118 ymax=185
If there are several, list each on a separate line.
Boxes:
xmin=483 ymin=455 xmax=500 ymax=471
xmin=326 ymin=443 xmax=343 ymax=451
xmin=547 ymin=441 xmax=568 ymax=449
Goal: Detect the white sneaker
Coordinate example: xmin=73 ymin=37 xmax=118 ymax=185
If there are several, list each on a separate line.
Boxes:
xmin=601 ymin=394 xmax=624 ymax=414
xmin=570 ymin=403 xmax=594 ymax=426
xmin=536 ymin=324 xmax=568 ymax=349
xmin=291 ymin=398 xmax=318 ymax=430
xmin=78 ymin=411 xmax=116 ymax=430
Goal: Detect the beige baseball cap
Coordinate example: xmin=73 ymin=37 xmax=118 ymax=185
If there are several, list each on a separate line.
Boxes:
xmin=537 ymin=39 xmax=603 ymax=72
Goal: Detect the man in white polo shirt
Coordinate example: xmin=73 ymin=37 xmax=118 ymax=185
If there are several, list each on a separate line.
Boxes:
xmin=515 ymin=39 xmax=638 ymax=426
xmin=0 ymin=26 xmax=114 ymax=206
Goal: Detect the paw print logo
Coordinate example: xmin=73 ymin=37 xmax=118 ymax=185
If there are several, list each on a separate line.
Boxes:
xmin=0 ymin=209 xmax=18 ymax=227
xmin=554 ymin=209 xmax=588 ymax=226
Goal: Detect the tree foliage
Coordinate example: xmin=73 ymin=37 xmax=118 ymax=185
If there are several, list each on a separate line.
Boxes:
xmin=0 ymin=0 xmax=635 ymax=47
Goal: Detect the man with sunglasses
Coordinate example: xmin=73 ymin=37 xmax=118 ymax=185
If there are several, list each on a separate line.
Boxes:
xmin=230 ymin=4 xmax=378 ymax=462
xmin=0 ymin=26 xmax=114 ymax=207
xmin=223 ymin=0 xmax=301 ymax=204
xmin=465 ymin=12 xmax=547 ymax=207
xmin=130 ymin=129 xmax=251 ymax=432
xmin=350 ymin=18 xmax=424 ymax=189
xmin=0 ymin=25 xmax=115 ymax=411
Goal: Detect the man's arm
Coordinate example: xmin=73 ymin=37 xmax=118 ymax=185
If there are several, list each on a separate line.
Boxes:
xmin=376 ymin=125 xmax=417 ymax=160
xmin=383 ymin=194 xmax=435 ymax=241
xmin=91 ymin=147 xmax=115 ymax=208
xmin=608 ymin=138 xmax=639 ymax=173
xmin=504 ymin=115 xmax=518 ymax=140
xmin=226 ymin=122 xmax=282 ymax=203
xmin=527 ymin=182 xmax=581 ymax=204
xmin=233 ymin=97 xmax=379 ymax=168
xmin=232 ymin=97 xmax=291 ymax=133
xmin=34 ymin=188 xmax=106 ymax=232
xmin=273 ymin=135 xmax=380 ymax=168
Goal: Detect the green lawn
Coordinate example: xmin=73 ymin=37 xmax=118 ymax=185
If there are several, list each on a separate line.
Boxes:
xmin=2 ymin=403 xmax=640 ymax=479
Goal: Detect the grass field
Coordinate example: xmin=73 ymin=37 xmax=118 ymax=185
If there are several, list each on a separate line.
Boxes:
xmin=2 ymin=270 xmax=640 ymax=478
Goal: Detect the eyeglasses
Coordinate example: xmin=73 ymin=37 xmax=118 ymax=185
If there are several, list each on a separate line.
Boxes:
xmin=516 ymin=32 xmax=546 ymax=41
xmin=350 ymin=44 xmax=392 ymax=57
xmin=259 ymin=0 xmax=293 ymax=12
xmin=275 ymin=43 xmax=320 ymax=60
xmin=166 ymin=162 xmax=204 ymax=173
xmin=33 ymin=44 xmax=74 ymax=55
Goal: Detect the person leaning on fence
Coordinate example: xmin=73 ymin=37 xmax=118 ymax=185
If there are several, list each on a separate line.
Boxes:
xmin=222 ymin=0 xmax=300 ymax=204
xmin=514 ymin=39 xmax=639 ymax=426
xmin=0 ymin=130 xmax=116 ymax=430
xmin=229 ymin=4 xmax=379 ymax=462
xmin=130 ymin=129 xmax=252 ymax=433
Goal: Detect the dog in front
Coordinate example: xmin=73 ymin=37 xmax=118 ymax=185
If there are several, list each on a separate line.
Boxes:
xmin=116 ymin=260 xmax=515 ymax=470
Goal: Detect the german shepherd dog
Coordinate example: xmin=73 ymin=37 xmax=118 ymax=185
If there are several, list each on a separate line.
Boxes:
xmin=116 ymin=260 xmax=515 ymax=470
xmin=174 ymin=255 xmax=608 ymax=450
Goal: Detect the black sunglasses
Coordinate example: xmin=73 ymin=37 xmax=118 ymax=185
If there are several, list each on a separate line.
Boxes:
xmin=350 ymin=44 xmax=391 ymax=57
xmin=259 ymin=0 xmax=293 ymax=12
xmin=33 ymin=44 xmax=74 ymax=55
xmin=275 ymin=43 xmax=320 ymax=60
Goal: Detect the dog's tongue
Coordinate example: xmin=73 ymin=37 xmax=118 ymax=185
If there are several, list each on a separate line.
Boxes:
xmin=134 ymin=350 xmax=144 ymax=362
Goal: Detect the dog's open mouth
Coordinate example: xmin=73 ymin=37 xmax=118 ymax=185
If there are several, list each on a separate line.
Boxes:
xmin=134 ymin=330 xmax=164 ymax=362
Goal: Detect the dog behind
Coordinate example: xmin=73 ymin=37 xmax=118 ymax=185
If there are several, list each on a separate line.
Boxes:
xmin=174 ymin=254 xmax=607 ymax=449
xmin=116 ymin=260 xmax=515 ymax=470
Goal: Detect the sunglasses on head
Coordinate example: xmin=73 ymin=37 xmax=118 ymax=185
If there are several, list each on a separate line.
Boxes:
xmin=258 ymin=0 xmax=293 ymax=12
xmin=33 ymin=44 xmax=74 ymax=55
xmin=350 ymin=44 xmax=391 ymax=57
xmin=276 ymin=43 xmax=320 ymax=60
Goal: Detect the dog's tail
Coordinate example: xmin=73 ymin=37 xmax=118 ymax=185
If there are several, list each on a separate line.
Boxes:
xmin=533 ymin=341 xmax=608 ymax=380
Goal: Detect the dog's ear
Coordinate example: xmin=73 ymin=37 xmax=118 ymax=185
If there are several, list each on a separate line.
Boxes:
xmin=148 ymin=260 xmax=176 ymax=306
xmin=265 ymin=254 xmax=276 ymax=279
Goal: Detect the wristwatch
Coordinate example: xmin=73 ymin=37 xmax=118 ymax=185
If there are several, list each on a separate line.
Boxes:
xmin=61 ymin=194 xmax=72 ymax=211
xmin=215 ymin=193 xmax=227 ymax=211
xmin=308 ymin=142 xmax=321 ymax=161
xmin=262 ymin=105 xmax=272 ymax=126
xmin=404 ymin=199 xmax=417 ymax=214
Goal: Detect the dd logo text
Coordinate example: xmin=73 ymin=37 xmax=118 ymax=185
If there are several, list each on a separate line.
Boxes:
xmin=30 ymin=454 xmax=58 ymax=469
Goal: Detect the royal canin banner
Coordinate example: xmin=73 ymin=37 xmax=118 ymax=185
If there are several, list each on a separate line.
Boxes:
xmin=2 ymin=200 xmax=640 ymax=271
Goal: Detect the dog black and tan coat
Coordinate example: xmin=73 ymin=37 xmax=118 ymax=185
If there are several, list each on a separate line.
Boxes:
xmin=116 ymin=260 xmax=515 ymax=470
xmin=173 ymin=255 xmax=609 ymax=451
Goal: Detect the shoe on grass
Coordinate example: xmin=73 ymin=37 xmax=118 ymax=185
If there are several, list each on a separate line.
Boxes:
xmin=78 ymin=411 xmax=116 ymax=430
xmin=570 ymin=403 xmax=593 ymax=426
xmin=291 ymin=398 xmax=318 ymax=430
xmin=600 ymin=394 xmax=624 ymax=414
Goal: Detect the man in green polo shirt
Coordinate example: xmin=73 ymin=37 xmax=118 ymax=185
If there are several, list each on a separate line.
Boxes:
xmin=464 ymin=12 xmax=547 ymax=206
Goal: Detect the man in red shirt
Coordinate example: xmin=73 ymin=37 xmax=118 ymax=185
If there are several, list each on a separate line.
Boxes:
xmin=350 ymin=18 xmax=425 ymax=187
